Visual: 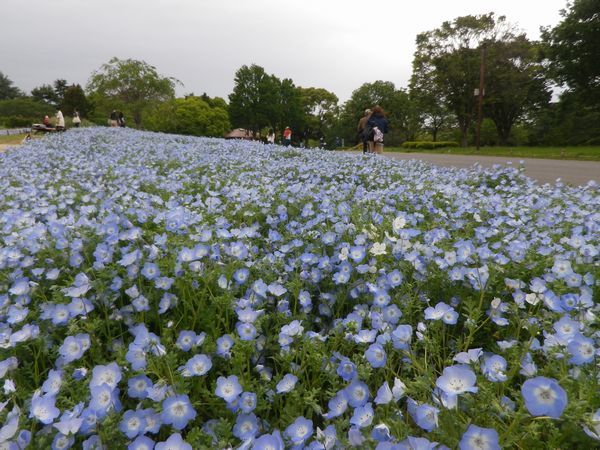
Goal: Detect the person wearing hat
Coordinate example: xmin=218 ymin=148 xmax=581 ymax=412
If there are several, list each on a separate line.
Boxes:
xmin=282 ymin=126 xmax=292 ymax=146
xmin=357 ymin=109 xmax=372 ymax=153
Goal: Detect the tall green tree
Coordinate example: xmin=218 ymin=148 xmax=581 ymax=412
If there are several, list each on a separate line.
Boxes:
xmin=277 ymin=78 xmax=304 ymax=138
xmin=542 ymin=0 xmax=600 ymax=105
xmin=299 ymin=87 xmax=339 ymax=144
xmin=409 ymin=55 xmax=453 ymax=142
xmin=0 ymin=71 xmax=24 ymax=100
xmin=61 ymin=84 xmax=92 ymax=117
xmin=31 ymin=84 xmax=59 ymax=106
xmin=87 ymin=57 xmax=179 ymax=127
xmin=411 ymin=13 xmax=527 ymax=146
xmin=228 ymin=64 xmax=280 ymax=133
xmin=53 ymin=79 xmax=69 ymax=106
xmin=484 ymin=37 xmax=549 ymax=144
xmin=145 ymin=96 xmax=230 ymax=137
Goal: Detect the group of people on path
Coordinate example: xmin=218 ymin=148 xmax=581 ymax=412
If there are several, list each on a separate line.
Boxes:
xmin=265 ymin=126 xmax=293 ymax=146
xmin=110 ymin=110 xmax=126 ymax=127
xmin=42 ymin=109 xmax=81 ymax=130
xmin=357 ymin=106 xmax=389 ymax=154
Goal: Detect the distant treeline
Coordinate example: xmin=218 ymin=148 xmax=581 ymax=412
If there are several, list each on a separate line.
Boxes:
xmin=0 ymin=1 xmax=597 ymax=147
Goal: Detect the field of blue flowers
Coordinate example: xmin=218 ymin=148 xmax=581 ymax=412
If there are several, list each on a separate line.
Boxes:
xmin=0 ymin=128 xmax=598 ymax=449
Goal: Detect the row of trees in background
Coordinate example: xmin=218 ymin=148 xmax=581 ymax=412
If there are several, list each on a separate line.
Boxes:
xmin=0 ymin=0 xmax=598 ymax=146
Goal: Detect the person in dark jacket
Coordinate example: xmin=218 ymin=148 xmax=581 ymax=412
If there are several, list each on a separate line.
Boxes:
xmin=367 ymin=106 xmax=389 ymax=154
xmin=357 ymin=109 xmax=372 ymax=153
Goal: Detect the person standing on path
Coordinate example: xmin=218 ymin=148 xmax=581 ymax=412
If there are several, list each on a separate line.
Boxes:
xmin=55 ymin=109 xmax=65 ymax=131
xmin=283 ymin=127 xmax=292 ymax=146
xmin=110 ymin=110 xmax=119 ymax=127
xmin=267 ymin=129 xmax=275 ymax=144
xmin=72 ymin=110 xmax=81 ymax=127
xmin=357 ymin=109 xmax=372 ymax=154
xmin=118 ymin=111 xmax=126 ymax=127
xmin=367 ymin=106 xmax=389 ymax=154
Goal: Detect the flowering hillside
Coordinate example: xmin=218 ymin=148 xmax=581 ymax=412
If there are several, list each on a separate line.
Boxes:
xmin=0 ymin=128 xmax=598 ymax=449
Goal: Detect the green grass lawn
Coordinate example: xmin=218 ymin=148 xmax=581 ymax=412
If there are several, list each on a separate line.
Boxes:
xmin=380 ymin=146 xmax=600 ymax=161
xmin=0 ymin=133 xmax=28 ymax=146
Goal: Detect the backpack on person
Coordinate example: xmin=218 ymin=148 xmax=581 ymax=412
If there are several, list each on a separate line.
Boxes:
xmin=373 ymin=126 xmax=384 ymax=143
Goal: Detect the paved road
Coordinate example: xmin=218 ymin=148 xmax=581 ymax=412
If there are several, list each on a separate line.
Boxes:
xmin=345 ymin=151 xmax=599 ymax=186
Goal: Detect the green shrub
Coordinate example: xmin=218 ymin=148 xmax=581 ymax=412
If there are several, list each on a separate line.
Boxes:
xmin=401 ymin=141 xmax=459 ymax=149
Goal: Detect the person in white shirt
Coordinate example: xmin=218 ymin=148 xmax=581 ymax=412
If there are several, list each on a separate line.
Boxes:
xmin=55 ymin=109 xmax=65 ymax=130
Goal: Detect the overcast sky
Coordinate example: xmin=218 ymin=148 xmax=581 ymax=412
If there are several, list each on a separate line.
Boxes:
xmin=1 ymin=0 xmax=566 ymax=102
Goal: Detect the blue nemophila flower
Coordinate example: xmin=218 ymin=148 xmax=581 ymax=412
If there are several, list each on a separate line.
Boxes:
xmin=90 ymin=362 xmax=122 ymax=389
xmin=567 ymin=334 xmax=595 ymax=365
xmin=58 ymin=334 xmax=90 ymax=364
xmin=0 ymin=357 xmax=18 ymax=378
xmin=128 ymin=435 xmax=155 ymax=450
xmin=52 ymin=433 xmax=74 ymax=450
xmin=354 ymin=329 xmax=377 ymax=344
xmin=350 ymin=402 xmax=374 ymax=428
xmin=233 ymin=413 xmax=259 ymax=440
xmin=424 ymin=302 xmax=457 ymax=324
xmin=391 ymin=324 xmax=412 ymax=349
xmin=459 ymin=424 xmax=500 ymax=450
xmin=252 ymin=430 xmax=285 ymax=450
xmin=155 ymin=433 xmax=192 ymax=450
xmin=323 ymin=390 xmax=349 ymax=419
xmin=348 ymin=426 xmax=366 ymax=446
xmin=372 ymin=423 xmax=392 ymax=442
xmin=482 ymin=355 xmax=508 ymax=382
xmin=345 ymin=379 xmax=370 ymax=408
xmin=365 ymin=343 xmax=387 ymax=368
xmin=127 ymin=375 xmax=153 ymax=399
xmin=89 ymin=384 xmax=121 ymax=417
xmin=583 ymin=408 xmax=600 ymax=441
xmin=453 ymin=348 xmax=482 ymax=365
xmin=276 ymin=373 xmax=298 ymax=394
xmin=397 ymin=436 xmax=439 ymax=449
xmin=436 ymin=365 xmax=478 ymax=396
xmin=215 ymin=375 xmax=243 ymax=402
xmin=161 ymin=394 xmax=196 ymax=430
xmin=216 ymin=334 xmax=234 ymax=358
xmin=285 ymin=416 xmax=314 ymax=446
xmin=236 ymin=322 xmax=258 ymax=341
xmin=233 ymin=267 xmax=250 ymax=284
xmin=408 ymin=399 xmax=439 ymax=432
xmin=181 ymin=354 xmax=212 ymax=377
xmin=141 ymin=262 xmax=160 ymax=280
xmin=42 ymin=369 xmax=63 ymax=396
xmin=337 ymin=358 xmax=357 ymax=381
xmin=119 ymin=409 xmax=147 ymax=439
xmin=132 ymin=295 xmax=150 ymax=312
xmin=29 ymin=394 xmax=60 ymax=424
xmin=239 ymin=391 xmax=257 ymax=413
xmin=519 ymin=353 xmax=538 ymax=377
xmin=176 ymin=330 xmax=204 ymax=351
xmin=521 ymin=376 xmax=568 ymax=419
xmin=125 ymin=343 xmax=147 ymax=371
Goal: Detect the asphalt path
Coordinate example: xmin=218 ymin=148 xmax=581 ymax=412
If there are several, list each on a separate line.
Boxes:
xmin=345 ymin=151 xmax=600 ymax=186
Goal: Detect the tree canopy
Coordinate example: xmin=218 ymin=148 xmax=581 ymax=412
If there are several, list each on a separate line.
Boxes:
xmin=87 ymin=57 xmax=179 ymax=126
xmin=145 ymin=96 xmax=230 ymax=137
xmin=542 ymin=0 xmax=600 ymax=105
xmin=411 ymin=13 xmax=550 ymax=146
xmin=0 ymin=71 xmax=24 ymax=100
xmin=228 ymin=64 xmax=280 ymax=133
